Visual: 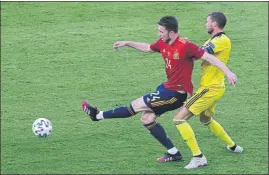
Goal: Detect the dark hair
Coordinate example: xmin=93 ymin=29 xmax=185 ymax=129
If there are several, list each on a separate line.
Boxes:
xmin=208 ymin=12 xmax=227 ymax=29
xmin=158 ymin=16 xmax=178 ymax=33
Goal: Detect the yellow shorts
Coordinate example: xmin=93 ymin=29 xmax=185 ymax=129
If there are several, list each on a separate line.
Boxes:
xmin=185 ymin=86 xmax=225 ymax=117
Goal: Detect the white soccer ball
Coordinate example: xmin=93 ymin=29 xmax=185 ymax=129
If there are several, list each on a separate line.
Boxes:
xmin=32 ymin=118 xmax=53 ymax=137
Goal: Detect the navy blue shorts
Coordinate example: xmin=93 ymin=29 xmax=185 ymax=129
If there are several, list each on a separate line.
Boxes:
xmin=143 ymin=84 xmax=187 ymax=116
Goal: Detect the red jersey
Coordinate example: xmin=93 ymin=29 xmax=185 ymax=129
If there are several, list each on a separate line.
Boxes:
xmin=150 ymin=37 xmax=205 ymax=94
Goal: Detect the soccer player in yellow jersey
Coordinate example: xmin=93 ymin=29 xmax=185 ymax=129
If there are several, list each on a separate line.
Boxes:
xmin=173 ymin=12 xmax=243 ymax=169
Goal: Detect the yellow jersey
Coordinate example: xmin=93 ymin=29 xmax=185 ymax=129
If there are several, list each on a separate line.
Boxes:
xmin=200 ymin=32 xmax=231 ymax=88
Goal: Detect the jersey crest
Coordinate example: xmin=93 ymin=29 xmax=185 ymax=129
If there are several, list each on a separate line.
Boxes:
xmin=173 ymin=50 xmax=179 ymax=59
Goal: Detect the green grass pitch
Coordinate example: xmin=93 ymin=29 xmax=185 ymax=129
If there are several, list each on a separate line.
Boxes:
xmin=1 ymin=2 xmax=268 ymax=174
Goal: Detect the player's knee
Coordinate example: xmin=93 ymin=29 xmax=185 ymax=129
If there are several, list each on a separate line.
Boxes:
xmin=131 ymin=97 xmax=151 ymax=113
xmin=173 ymin=106 xmax=192 ymax=124
xmin=200 ymin=112 xmax=212 ymax=125
xmin=140 ymin=112 xmax=156 ymax=125
xmin=131 ymin=99 xmax=140 ymax=112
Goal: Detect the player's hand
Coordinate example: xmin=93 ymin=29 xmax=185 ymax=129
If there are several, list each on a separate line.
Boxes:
xmin=113 ymin=41 xmax=128 ymax=51
xmin=226 ymin=71 xmax=237 ymax=87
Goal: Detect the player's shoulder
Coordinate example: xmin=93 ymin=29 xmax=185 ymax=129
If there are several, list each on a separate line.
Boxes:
xmin=154 ymin=38 xmax=165 ymax=47
xmin=219 ymin=34 xmax=230 ymax=42
xmin=177 ymin=36 xmax=189 ymax=44
xmin=176 ymin=36 xmax=197 ymax=48
xmin=213 ymin=33 xmax=230 ymax=42
xmin=212 ymin=33 xmax=231 ymax=46
xmin=156 ymin=38 xmax=163 ymax=43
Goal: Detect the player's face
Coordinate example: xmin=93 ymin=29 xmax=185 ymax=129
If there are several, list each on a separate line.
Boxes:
xmin=158 ymin=25 xmax=170 ymax=43
xmin=205 ymin=16 xmax=214 ymax=34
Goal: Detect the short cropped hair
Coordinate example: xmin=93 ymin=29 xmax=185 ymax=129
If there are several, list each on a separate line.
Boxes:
xmin=158 ymin=16 xmax=178 ymax=33
xmin=208 ymin=12 xmax=227 ymax=29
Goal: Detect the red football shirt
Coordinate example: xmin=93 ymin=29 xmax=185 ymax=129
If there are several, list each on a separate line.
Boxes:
xmin=150 ymin=36 xmax=205 ymax=94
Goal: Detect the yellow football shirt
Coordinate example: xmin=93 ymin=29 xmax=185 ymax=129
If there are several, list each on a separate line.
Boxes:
xmin=200 ymin=32 xmax=231 ymax=88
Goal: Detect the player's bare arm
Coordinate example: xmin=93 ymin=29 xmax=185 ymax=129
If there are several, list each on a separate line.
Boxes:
xmin=201 ymin=52 xmax=237 ymax=86
xmin=113 ymin=41 xmax=153 ymax=52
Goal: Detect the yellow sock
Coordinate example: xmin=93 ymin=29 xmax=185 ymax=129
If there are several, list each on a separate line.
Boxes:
xmin=176 ymin=121 xmax=202 ymax=156
xmin=208 ymin=119 xmax=235 ymax=147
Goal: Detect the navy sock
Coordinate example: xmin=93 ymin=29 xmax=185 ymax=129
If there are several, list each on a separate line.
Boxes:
xmin=103 ymin=105 xmax=137 ymax=119
xmin=144 ymin=121 xmax=174 ymax=149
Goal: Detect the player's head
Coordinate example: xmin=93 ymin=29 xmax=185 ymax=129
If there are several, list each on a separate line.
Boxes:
xmin=158 ymin=16 xmax=178 ymax=43
xmin=206 ymin=12 xmax=227 ymax=34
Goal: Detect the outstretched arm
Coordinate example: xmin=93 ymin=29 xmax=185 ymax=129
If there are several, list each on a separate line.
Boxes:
xmin=201 ymin=52 xmax=237 ymax=86
xmin=113 ymin=41 xmax=153 ymax=52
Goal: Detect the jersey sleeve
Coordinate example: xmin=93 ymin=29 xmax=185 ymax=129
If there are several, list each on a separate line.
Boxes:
xmin=203 ymin=38 xmax=228 ymax=54
xmin=186 ymin=42 xmax=205 ymax=59
xmin=150 ymin=39 xmax=161 ymax=52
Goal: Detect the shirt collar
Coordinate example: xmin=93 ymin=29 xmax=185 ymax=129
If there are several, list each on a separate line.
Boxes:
xmin=169 ymin=36 xmax=180 ymax=45
xmin=211 ymin=32 xmax=225 ymax=40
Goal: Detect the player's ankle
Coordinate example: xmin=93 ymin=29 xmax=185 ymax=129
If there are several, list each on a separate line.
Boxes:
xmin=229 ymin=144 xmax=237 ymax=151
xmin=167 ymin=147 xmax=179 ymax=155
xmin=194 ymin=153 xmax=203 ymax=158
xmin=96 ymin=111 xmax=104 ymax=120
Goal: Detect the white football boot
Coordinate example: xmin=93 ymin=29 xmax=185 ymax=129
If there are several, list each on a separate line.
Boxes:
xmin=184 ymin=155 xmax=208 ymax=170
xmin=227 ymin=144 xmax=243 ymax=153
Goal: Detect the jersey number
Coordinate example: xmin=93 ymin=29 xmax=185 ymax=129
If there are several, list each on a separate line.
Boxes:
xmin=165 ymin=58 xmax=171 ymax=69
xmin=150 ymin=91 xmax=160 ymax=102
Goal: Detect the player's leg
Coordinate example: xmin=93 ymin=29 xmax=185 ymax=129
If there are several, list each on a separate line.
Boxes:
xmin=200 ymin=108 xmax=243 ymax=153
xmin=141 ymin=111 xmax=182 ymax=162
xmin=81 ymin=83 xmax=185 ymax=121
xmin=81 ymin=96 xmax=152 ymax=121
xmin=173 ymin=87 xmax=212 ymax=169
xmin=140 ymin=84 xmax=188 ymax=162
xmin=82 ymin=84 xmax=184 ymax=162
xmin=173 ymin=107 xmax=207 ymax=169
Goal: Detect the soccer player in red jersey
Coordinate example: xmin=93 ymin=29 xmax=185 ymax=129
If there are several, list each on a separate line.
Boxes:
xmin=82 ymin=16 xmax=237 ymax=163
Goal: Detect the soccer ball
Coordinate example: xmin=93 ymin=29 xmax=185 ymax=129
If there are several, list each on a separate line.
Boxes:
xmin=32 ymin=118 xmax=53 ymax=137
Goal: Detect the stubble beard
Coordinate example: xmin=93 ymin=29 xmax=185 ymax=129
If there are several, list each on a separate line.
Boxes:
xmin=164 ymin=37 xmax=171 ymax=43
xmin=207 ymin=27 xmax=214 ymax=34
